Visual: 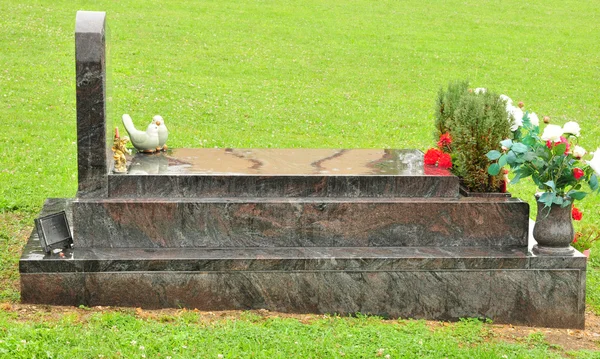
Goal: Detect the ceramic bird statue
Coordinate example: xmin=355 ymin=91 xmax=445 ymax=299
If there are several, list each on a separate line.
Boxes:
xmin=152 ymin=115 xmax=168 ymax=151
xmin=122 ymin=114 xmax=160 ymax=153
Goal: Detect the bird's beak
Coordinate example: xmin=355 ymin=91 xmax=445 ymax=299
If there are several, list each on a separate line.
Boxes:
xmin=155 ymin=121 xmax=161 ymax=126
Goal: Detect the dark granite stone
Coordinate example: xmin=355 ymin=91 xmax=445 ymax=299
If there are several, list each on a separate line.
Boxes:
xmin=20 ymin=273 xmax=86 ymax=306
xmin=76 ymin=11 xmax=112 ymax=197
xmin=108 ymin=149 xmax=459 ymax=198
xmin=72 ymin=197 xmax=529 ymax=248
xmin=20 ymin=199 xmax=586 ymax=328
xmin=20 ymin=230 xmax=534 ymax=273
xmin=20 ymin=270 xmax=584 ymax=328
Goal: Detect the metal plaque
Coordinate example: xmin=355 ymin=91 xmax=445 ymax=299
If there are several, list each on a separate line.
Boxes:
xmin=34 ymin=211 xmax=73 ymax=253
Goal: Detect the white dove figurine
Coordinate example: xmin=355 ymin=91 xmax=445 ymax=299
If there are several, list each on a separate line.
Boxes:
xmin=122 ymin=114 xmax=160 ymax=153
xmin=152 ymin=115 xmax=169 ymax=151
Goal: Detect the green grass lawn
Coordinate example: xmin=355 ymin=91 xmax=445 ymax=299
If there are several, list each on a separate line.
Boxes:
xmin=1 ymin=0 xmax=600 ymax=356
xmin=1 ymin=309 xmax=597 ymax=358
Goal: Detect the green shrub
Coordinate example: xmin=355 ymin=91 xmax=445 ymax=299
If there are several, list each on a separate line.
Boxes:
xmin=449 ymin=90 xmax=511 ymax=192
xmin=434 ymin=80 xmax=470 ymax=137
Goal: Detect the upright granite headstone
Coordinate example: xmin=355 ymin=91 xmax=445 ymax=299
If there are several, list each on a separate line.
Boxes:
xmin=75 ymin=11 xmax=112 ymax=197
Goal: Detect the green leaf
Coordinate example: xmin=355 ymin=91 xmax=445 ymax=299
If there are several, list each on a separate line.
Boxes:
xmin=511 ymin=143 xmax=528 ymax=154
xmin=522 ymin=151 xmax=536 ymax=162
xmin=498 ymin=154 xmax=507 ymax=167
xmin=488 ymin=163 xmax=500 ymax=176
xmin=532 ymin=157 xmax=546 ymax=168
xmin=522 ymin=112 xmax=531 ymax=126
xmin=553 ymin=196 xmax=564 ymax=206
xmin=500 ymin=139 xmax=513 ymax=149
xmin=538 ymin=192 xmax=556 ymax=208
xmin=561 ymin=199 xmax=572 ymax=208
xmin=522 ymin=136 xmax=537 ymax=147
xmin=535 ymin=146 xmax=551 ymax=160
xmin=553 ymin=143 xmax=566 ymax=156
xmin=544 ymin=180 xmax=556 ymax=190
xmin=486 ymin=150 xmax=502 ymax=161
xmin=517 ymin=166 xmax=533 ymax=178
xmin=568 ymin=191 xmax=587 ymax=200
xmin=510 ymin=173 xmax=521 ymax=184
xmin=506 ymin=151 xmax=517 ymax=165
xmin=589 ymin=173 xmax=599 ymax=191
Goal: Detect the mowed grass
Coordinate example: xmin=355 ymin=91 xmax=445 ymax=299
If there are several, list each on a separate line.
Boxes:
xmin=1 ymin=0 xmax=600 ymax=356
xmin=0 ymin=310 xmax=593 ymax=359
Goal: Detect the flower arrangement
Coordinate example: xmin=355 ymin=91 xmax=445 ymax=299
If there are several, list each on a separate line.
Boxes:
xmin=486 ymin=98 xmax=600 ymax=210
xmin=424 ymin=133 xmax=452 ymax=169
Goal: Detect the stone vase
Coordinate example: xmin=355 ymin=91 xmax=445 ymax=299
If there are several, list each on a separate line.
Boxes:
xmin=532 ymin=195 xmax=574 ymax=255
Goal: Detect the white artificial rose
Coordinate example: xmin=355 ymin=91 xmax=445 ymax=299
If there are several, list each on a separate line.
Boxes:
xmin=474 ymin=88 xmax=486 ymax=94
xmin=528 ymin=112 xmax=539 ymax=126
xmin=572 ymin=145 xmax=587 ymax=159
xmin=563 ymin=121 xmax=581 ymax=137
xmin=507 ymin=106 xmax=523 ymax=131
xmin=499 ymin=94 xmax=513 ymax=106
xmin=540 ymin=124 xmax=564 ymax=142
xmin=589 ymin=149 xmax=600 ymax=176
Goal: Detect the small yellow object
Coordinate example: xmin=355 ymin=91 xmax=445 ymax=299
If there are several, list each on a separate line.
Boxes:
xmin=112 ymin=127 xmax=132 ymax=173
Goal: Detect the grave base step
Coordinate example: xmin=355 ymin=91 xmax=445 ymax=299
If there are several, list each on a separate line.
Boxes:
xmin=21 ymin=207 xmax=586 ymax=328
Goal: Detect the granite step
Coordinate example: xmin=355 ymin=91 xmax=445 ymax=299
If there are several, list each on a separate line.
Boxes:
xmin=72 ymin=197 xmax=529 ymax=248
xmin=108 ymin=148 xmax=459 ymax=198
xmin=20 ymin=228 xmax=586 ymax=328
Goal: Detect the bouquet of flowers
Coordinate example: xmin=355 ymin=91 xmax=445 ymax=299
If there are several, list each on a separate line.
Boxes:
xmin=487 ymin=102 xmax=600 ymax=210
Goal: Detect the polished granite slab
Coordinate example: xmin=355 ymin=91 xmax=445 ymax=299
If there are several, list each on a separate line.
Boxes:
xmin=107 ymin=149 xmax=459 ymax=198
xmin=20 ymin=198 xmax=586 ymax=328
xmin=125 ymin=149 xmax=430 ymax=176
xmin=75 ymin=11 xmax=112 ymax=198
xmin=20 ymin=270 xmax=585 ymax=328
xmin=21 ymin=236 xmax=585 ymax=274
xmin=73 ymin=197 xmax=529 ymax=248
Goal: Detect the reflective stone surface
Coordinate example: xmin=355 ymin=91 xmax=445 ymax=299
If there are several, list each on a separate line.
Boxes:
xmin=108 ymin=149 xmax=460 ymax=198
xmin=125 ymin=149 xmax=432 ymax=176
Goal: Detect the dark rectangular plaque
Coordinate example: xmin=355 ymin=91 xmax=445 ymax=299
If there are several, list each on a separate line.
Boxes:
xmin=35 ymin=211 xmax=73 ymax=253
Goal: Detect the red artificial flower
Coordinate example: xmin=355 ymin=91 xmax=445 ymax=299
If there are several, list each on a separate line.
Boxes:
xmin=437 ymin=152 xmax=452 ymax=169
xmin=437 ymin=132 xmax=452 ymax=148
xmin=573 ymin=168 xmax=584 ymax=180
xmin=546 ymin=137 xmax=570 ymax=154
xmin=424 ymin=148 xmax=442 ymax=165
xmin=572 ymin=207 xmax=583 ymax=221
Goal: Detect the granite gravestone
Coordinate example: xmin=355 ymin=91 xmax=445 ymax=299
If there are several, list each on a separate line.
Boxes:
xmin=75 ymin=11 xmax=112 ymax=197
xmin=18 ymin=10 xmax=587 ymax=329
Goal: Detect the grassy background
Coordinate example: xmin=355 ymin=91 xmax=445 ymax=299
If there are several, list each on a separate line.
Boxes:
xmin=1 ymin=0 xmax=600 ymax=355
xmin=1 ymin=0 xmax=599 ymax=216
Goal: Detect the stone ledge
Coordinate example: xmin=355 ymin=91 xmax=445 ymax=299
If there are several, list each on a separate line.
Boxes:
xmin=20 ymin=230 xmax=586 ymax=274
xmin=20 ymin=269 xmax=585 ymax=329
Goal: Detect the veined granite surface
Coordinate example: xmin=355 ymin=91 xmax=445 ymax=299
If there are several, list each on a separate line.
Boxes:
xmin=21 ymin=270 xmax=585 ymax=328
xmin=72 ymin=197 xmax=529 ymax=248
xmin=76 ymin=11 xmax=112 ymax=197
xmin=108 ymin=149 xmax=459 ymax=198
xmin=21 ymin=228 xmax=585 ymax=274
xmin=21 ymin=199 xmax=586 ymax=328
